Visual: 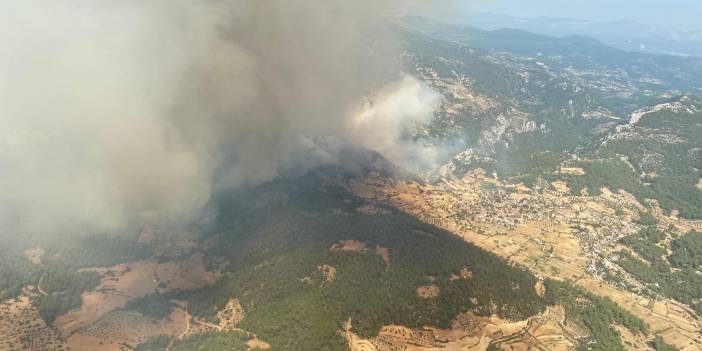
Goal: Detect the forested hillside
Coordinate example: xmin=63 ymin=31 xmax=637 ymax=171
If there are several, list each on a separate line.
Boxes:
xmin=171 ymin=173 xmax=546 ymax=349
xmin=130 ymin=160 xmax=651 ymax=350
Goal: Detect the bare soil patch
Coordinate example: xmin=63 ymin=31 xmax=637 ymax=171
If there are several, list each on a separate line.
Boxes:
xmin=64 ymin=309 xmax=186 ymax=351
xmin=217 ymin=298 xmax=245 ymax=330
xmin=374 ymin=245 xmax=390 ymax=269
xmin=138 ymin=223 xmax=156 ymax=245
xmin=331 ymin=240 xmax=390 ymax=269
xmin=552 ymin=180 xmax=570 ymax=193
xmin=560 ymin=167 xmax=586 ymax=175
xmin=416 ymin=285 xmax=439 ymax=299
xmin=246 ymin=337 xmax=271 ymax=350
xmin=55 ymin=252 xmax=218 ymax=336
xmin=356 ymin=204 xmax=387 ymax=215
xmin=534 ymin=281 xmax=546 ymax=297
xmin=344 ymin=305 xmax=574 ymax=351
xmin=330 ymin=240 xmax=368 ymax=252
xmin=23 ymin=247 xmax=44 ymax=265
xmin=449 ymin=267 xmax=473 ymax=282
xmin=318 ymin=264 xmax=337 ymax=282
xmin=0 ymin=291 xmax=63 ymax=350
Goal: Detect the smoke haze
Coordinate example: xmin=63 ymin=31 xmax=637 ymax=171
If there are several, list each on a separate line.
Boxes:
xmin=0 ymin=0 xmax=440 ymax=236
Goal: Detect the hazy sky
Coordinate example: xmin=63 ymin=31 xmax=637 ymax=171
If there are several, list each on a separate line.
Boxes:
xmin=461 ymin=0 xmax=702 ymax=30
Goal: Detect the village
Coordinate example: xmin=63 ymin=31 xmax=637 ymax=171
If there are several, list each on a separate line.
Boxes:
xmin=349 ymin=169 xmax=702 ymax=351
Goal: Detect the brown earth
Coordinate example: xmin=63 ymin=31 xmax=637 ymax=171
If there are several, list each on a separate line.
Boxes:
xmin=23 ymin=247 xmax=44 ymax=266
xmin=330 ymin=240 xmax=391 ymax=270
xmin=318 ymin=264 xmax=337 ymax=283
xmin=331 ymin=240 xmax=368 ymax=253
xmin=356 ymin=204 xmax=388 ymax=215
xmin=374 ymin=245 xmax=391 ymax=270
xmin=449 ymin=266 xmax=473 ymax=282
xmin=246 ymin=338 xmax=271 ymax=350
xmin=416 ymin=285 xmax=440 ymax=299
xmin=216 ymin=298 xmax=245 ymax=330
xmin=559 ymin=167 xmax=586 ymax=175
xmin=344 ymin=305 xmax=575 ymax=351
xmin=64 ymin=309 xmax=187 ymax=351
xmin=552 ymin=180 xmax=570 ymax=193
xmin=0 ymin=290 xmax=64 ymax=350
xmin=534 ymin=281 xmax=546 ymax=297
xmin=55 ymin=252 xmax=218 ymax=337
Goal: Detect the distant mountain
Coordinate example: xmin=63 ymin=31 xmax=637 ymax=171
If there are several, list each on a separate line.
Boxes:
xmin=399 ymin=16 xmax=702 ymax=218
xmin=452 ymin=12 xmax=702 ymax=58
xmin=403 ymin=15 xmax=702 ymax=88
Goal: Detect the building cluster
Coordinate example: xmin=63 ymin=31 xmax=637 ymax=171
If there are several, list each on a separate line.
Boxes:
xmin=356 ymin=170 xmax=656 ymax=294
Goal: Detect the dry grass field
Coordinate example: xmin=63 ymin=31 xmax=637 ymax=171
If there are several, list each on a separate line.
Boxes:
xmin=56 ymin=252 xmax=217 ymax=337
xmin=64 ymin=309 xmax=187 ymax=351
xmin=2 ymin=223 xmax=272 ymax=351
xmin=344 ymin=305 xmax=576 ymax=351
xmin=0 ymin=291 xmax=64 ymax=351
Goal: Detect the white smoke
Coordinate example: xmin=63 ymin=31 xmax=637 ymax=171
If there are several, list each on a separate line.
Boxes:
xmin=349 ymin=76 xmax=441 ymax=172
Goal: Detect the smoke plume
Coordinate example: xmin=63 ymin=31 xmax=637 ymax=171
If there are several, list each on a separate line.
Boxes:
xmin=0 ymin=0 xmax=440 ymax=236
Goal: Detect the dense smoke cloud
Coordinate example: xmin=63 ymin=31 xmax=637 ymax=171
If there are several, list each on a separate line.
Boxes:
xmin=0 ymin=0 xmax=440 ymax=236
xmin=349 ymin=76 xmax=440 ymax=171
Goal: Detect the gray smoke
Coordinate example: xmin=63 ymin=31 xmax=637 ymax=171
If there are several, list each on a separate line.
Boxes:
xmin=0 ymin=0 xmax=443 ymax=236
